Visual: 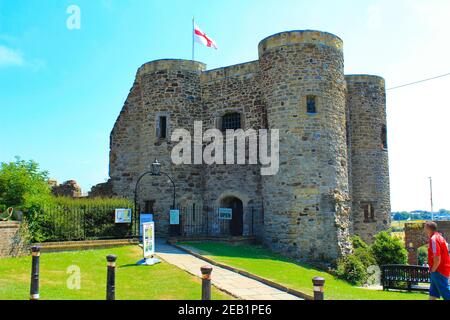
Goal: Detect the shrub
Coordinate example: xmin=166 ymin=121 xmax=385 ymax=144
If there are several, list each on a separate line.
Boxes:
xmin=418 ymin=245 xmax=428 ymax=266
xmin=352 ymin=235 xmax=369 ymax=250
xmin=371 ymin=231 xmax=408 ymax=266
xmin=23 ymin=196 xmax=134 ymax=242
xmin=0 ymin=157 xmax=50 ymax=208
xmin=336 ymin=254 xmax=368 ymax=286
xmin=354 ymin=247 xmax=377 ymax=269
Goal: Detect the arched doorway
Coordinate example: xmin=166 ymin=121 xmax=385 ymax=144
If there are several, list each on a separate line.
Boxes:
xmin=221 ymin=197 xmax=244 ymax=236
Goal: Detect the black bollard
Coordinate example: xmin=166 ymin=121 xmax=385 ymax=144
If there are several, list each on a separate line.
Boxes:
xmin=200 ymin=265 xmax=213 ymax=300
xmin=312 ymin=277 xmax=325 ymax=300
xmin=30 ymin=246 xmax=41 ymax=300
xmin=106 ymin=255 xmax=117 ymax=300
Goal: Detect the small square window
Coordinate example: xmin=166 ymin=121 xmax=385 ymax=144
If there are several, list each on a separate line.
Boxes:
xmin=306 ymin=96 xmax=317 ymax=114
xmin=221 ymin=113 xmax=241 ymax=131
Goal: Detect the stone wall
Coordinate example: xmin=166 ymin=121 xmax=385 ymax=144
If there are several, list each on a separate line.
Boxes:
xmin=405 ymin=221 xmax=450 ymax=265
xmin=88 ymin=179 xmax=115 ymax=198
xmin=0 ymin=221 xmax=27 ymax=258
xmin=201 ymin=61 xmax=265 ymax=236
xmin=52 ymin=180 xmax=82 ymax=198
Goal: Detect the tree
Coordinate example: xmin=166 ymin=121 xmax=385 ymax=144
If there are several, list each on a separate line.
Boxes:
xmin=0 ymin=157 xmax=50 ymax=208
xmin=371 ymin=231 xmax=408 ymax=265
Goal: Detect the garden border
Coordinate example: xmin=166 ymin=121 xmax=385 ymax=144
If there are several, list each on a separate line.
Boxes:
xmin=169 ymin=241 xmax=314 ymax=300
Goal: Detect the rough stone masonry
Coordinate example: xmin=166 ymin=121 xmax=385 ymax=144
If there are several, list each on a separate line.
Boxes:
xmin=108 ymin=30 xmax=391 ymax=262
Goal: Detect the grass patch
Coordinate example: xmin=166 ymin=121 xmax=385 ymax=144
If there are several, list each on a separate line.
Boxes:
xmin=0 ymin=246 xmax=232 ymax=300
xmin=179 ymin=242 xmax=427 ymax=300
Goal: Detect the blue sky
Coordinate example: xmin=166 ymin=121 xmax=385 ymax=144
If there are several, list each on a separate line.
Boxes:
xmin=0 ymin=0 xmax=449 ymax=211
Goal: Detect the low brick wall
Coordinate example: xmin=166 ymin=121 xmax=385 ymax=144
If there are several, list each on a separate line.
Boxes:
xmin=0 ymin=221 xmax=27 ymax=258
xmin=405 ymin=221 xmax=450 ymax=265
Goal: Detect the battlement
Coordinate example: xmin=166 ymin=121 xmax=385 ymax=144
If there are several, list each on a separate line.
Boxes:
xmin=137 ymin=59 xmax=206 ymax=79
xmin=345 ymin=74 xmax=385 ymax=87
xmin=201 ymin=60 xmax=259 ymax=82
xmin=258 ymin=30 xmax=343 ymax=56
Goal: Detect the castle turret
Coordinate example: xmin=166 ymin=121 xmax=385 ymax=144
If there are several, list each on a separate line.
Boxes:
xmin=110 ymin=59 xmax=205 ymax=235
xmin=259 ymin=31 xmax=352 ymax=261
xmin=346 ymin=75 xmax=391 ymax=242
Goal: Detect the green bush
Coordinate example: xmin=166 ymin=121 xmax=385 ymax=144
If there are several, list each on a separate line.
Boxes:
xmin=371 ymin=231 xmax=408 ymax=266
xmin=418 ymin=245 xmax=428 ymax=266
xmin=0 ymin=157 xmax=50 ymax=208
xmin=336 ymin=254 xmax=368 ymax=286
xmin=354 ymin=247 xmax=377 ymax=269
xmin=349 ymin=236 xmax=377 ymax=269
xmin=23 ymin=196 xmax=134 ymax=242
xmin=352 ymin=235 xmax=369 ymax=250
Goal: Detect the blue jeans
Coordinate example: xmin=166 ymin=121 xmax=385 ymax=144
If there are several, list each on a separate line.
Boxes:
xmin=430 ymin=272 xmax=450 ymax=300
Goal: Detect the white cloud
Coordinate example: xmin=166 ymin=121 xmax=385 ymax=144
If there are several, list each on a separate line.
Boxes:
xmin=0 ymin=45 xmax=24 ymax=67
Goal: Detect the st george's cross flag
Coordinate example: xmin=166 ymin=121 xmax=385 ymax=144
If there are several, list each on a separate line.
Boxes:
xmin=193 ymin=22 xmax=218 ymax=49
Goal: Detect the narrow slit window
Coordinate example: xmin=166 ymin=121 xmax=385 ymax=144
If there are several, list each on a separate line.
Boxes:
xmin=157 ymin=116 xmax=167 ymax=139
xmin=363 ymin=203 xmax=375 ymax=222
xmin=381 ymin=125 xmax=388 ymax=150
xmin=306 ymin=95 xmax=317 ymax=114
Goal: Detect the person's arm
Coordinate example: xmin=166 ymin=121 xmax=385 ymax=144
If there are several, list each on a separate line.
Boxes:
xmin=431 ymin=236 xmax=441 ymax=272
xmin=431 ymin=256 xmax=441 ymax=273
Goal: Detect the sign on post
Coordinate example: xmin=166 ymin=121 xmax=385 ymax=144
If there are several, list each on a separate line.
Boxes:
xmin=139 ymin=213 xmax=153 ymax=236
xmin=219 ymin=208 xmax=233 ymax=220
xmin=137 ymin=221 xmax=160 ymax=266
xmin=115 ymin=209 xmax=132 ymax=223
xmin=142 ymin=222 xmax=155 ymax=258
xmin=170 ymin=209 xmax=180 ymax=225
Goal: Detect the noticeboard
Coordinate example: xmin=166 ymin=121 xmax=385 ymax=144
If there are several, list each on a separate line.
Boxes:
xmin=170 ymin=209 xmax=180 ymax=225
xmin=142 ymin=222 xmax=155 ymax=258
xmin=219 ymin=208 xmax=233 ymax=220
xmin=115 ymin=208 xmax=132 ymax=224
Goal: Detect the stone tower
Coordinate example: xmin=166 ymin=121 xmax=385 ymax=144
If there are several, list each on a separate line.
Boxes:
xmin=109 ymin=29 xmax=391 ymax=262
xmin=346 ymin=75 xmax=391 ymax=242
xmin=258 ymin=31 xmax=352 ymax=261
xmin=110 ymin=60 xmax=205 ymax=233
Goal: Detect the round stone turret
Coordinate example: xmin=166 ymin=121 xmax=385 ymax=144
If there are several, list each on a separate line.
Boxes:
xmin=258 ymin=30 xmax=351 ymax=261
xmin=346 ymin=74 xmax=390 ymax=242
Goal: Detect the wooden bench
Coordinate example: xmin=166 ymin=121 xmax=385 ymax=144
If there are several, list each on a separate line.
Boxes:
xmin=381 ymin=265 xmax=430 ymax=292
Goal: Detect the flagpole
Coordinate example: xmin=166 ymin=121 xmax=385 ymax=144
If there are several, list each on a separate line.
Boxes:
xmin=192 ymin=17 xmax=195 ymax=61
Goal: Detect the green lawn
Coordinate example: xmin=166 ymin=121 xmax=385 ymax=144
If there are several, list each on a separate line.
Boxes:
xmin=0 ymin=246 xmax=232 ymax=300
xmin=180 ymin=242 xmax=428 ymax=300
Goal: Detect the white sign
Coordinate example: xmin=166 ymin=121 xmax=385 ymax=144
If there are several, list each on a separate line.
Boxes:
xmin=139 ymin=214 xmax=153 ymax=236
xmin=170 ymin=210 xmax=180 ymax=225
xmin=219 ymin=208 xmax=233 ymax=220
xmin=115 ymin=209 xmax=132 ymax=223
xmin=142 ymin=222 xmax=155 ymax=258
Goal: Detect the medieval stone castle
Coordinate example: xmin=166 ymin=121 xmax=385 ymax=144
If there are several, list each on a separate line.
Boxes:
xmin=109 ymin=30 xmax=391 ymax=262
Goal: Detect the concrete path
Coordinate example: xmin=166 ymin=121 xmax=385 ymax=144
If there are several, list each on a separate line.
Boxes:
xmin=155 ymin=240 xmax=301 ymax=300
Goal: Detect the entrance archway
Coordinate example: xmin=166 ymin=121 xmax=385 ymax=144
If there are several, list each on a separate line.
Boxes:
xmin=221 ymin=197 xmax=244 ymax=236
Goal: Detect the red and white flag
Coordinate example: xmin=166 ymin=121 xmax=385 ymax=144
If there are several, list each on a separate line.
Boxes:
xmin=193 ymin=22 xmax=218 ymax=49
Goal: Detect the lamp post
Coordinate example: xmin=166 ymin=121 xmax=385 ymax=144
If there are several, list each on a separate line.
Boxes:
xmin=429 ymin=177 xmax=434 ymax=221
xmin=133 ymin=159 xmax=176 ymax=235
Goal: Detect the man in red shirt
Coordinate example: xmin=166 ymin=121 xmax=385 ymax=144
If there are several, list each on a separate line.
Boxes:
xmin=425 ymin=221 xmax=450 ymax=300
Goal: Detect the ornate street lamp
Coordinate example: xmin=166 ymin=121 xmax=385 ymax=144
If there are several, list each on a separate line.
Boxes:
xmin=133 ymin=159 xmax=177 ymax=237
xmin=151 ymin=159 xmax=161 ymax=176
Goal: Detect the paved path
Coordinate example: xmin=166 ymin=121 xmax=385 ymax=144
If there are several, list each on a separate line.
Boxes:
xmin=155 ymin=240 xmax=301 ymax=300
